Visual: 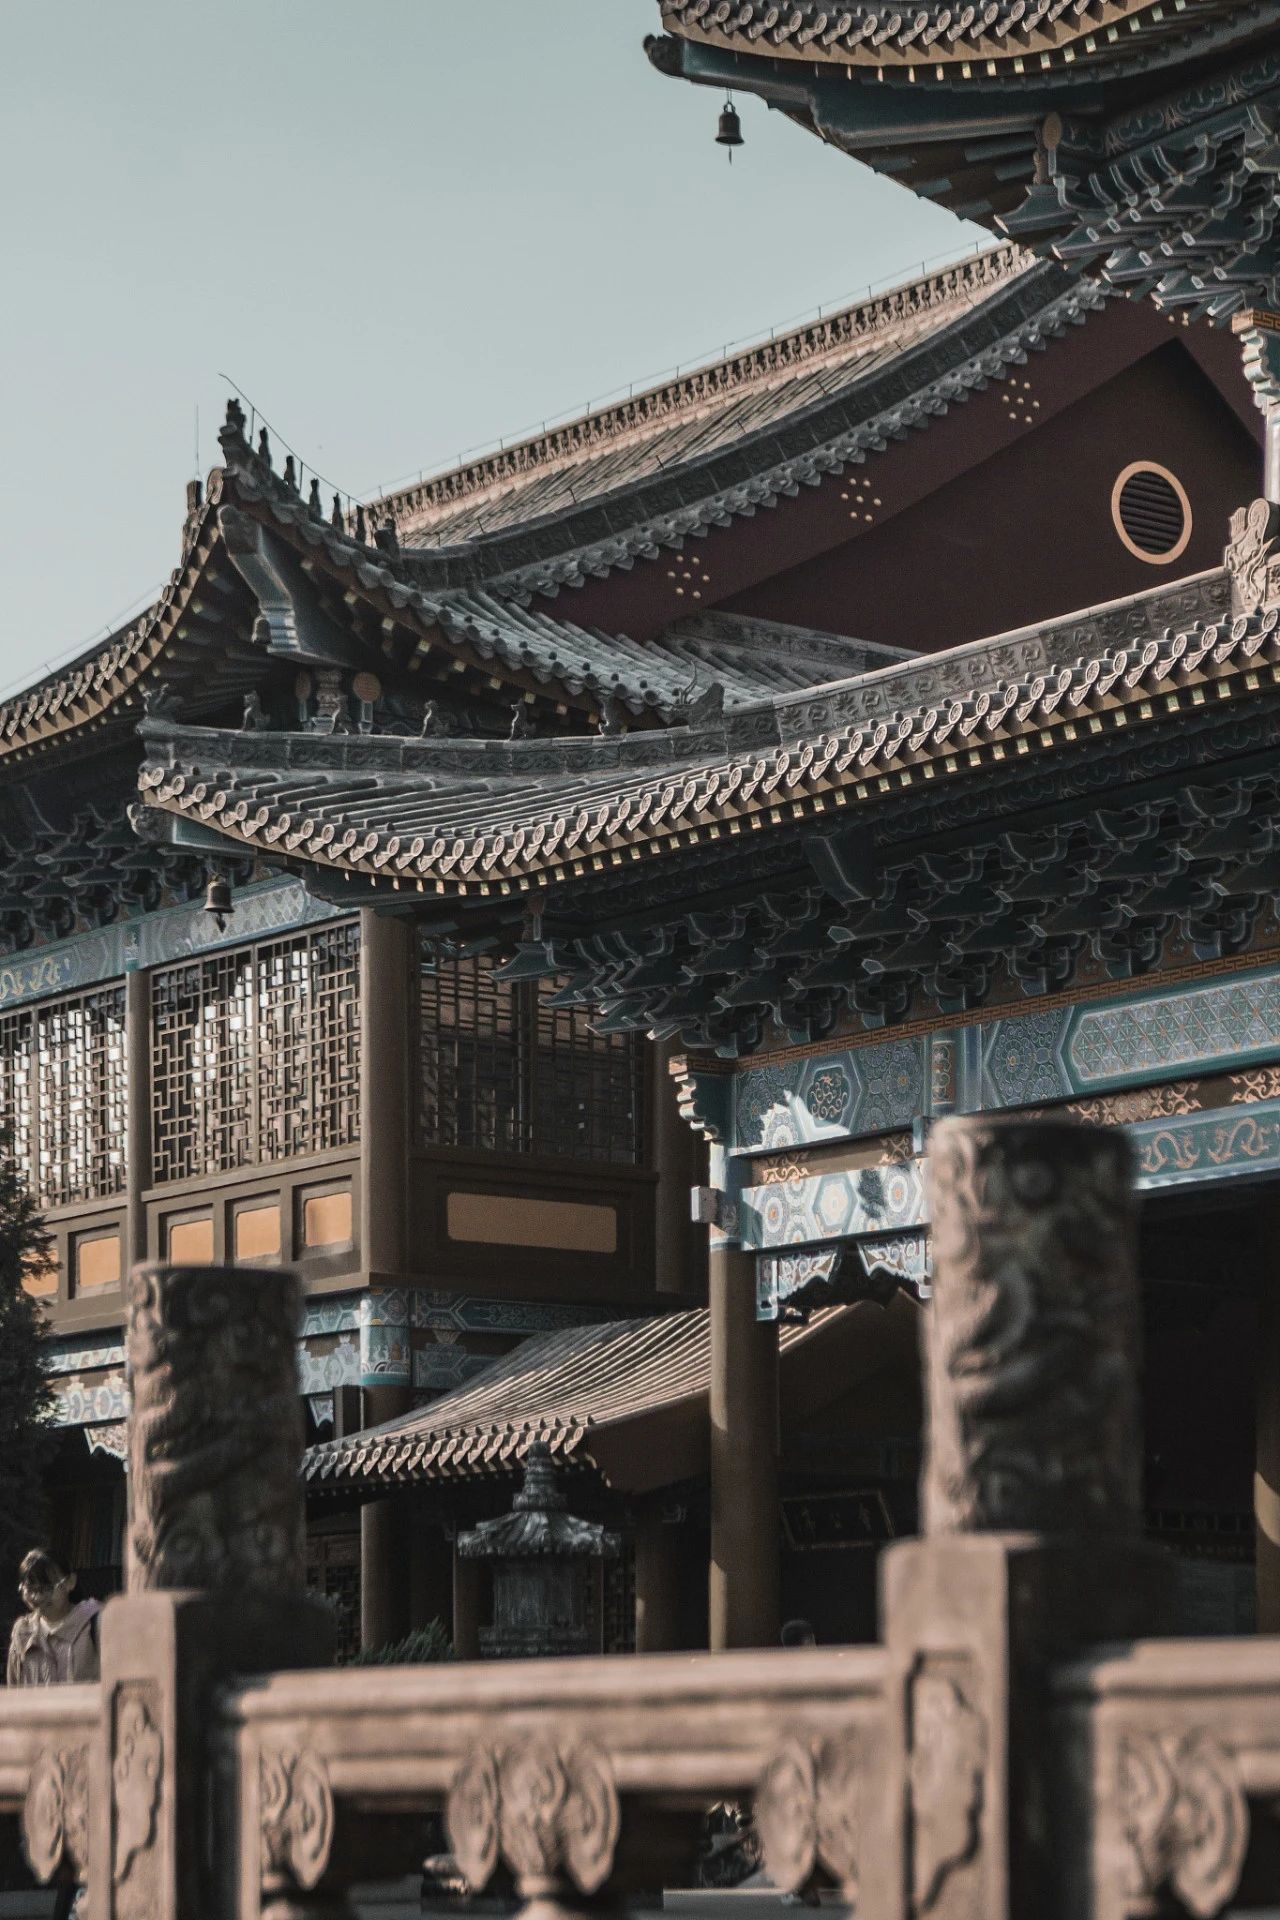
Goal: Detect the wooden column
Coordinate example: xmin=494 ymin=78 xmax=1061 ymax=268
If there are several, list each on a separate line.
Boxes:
xmin=708 ymin=1242 xmax=780 ymax=1651
xmin=358 ymin=909 xmax=411 ymax=1284
xmin=634 ymin=1503 xmax=682 ymax=1652
xmin=653 ymin=1041 xmax=699 ymax=1294
xmin=360 ymin=1383 xmax=412 ymax=1652
xmin=409 ymin=1503 xmax=454 ymax=1634
xmin=125 ymin=967 xmax=152 ymax=1270
xmin=1258 ymin=1214 xmax=1280 ymax=1631
xmin=452 ymin=1537 xmax=482 ymax=1659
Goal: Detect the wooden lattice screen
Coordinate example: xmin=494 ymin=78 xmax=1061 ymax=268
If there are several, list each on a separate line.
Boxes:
xmin=417 ymin=951 xmax=645 ymax=1163
xmin=151 ymin=921 xmax=360 ymax=1184
xmin=0 ymin=986 xmax=127 ymax=1207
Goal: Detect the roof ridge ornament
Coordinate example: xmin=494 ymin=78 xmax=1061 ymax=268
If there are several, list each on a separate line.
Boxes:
xmin=1225 ymin=498 xmax=1280 ymax=621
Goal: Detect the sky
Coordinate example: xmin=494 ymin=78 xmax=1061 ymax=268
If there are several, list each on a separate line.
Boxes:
xmin=0 ymin=1 xmax=979 ymax=692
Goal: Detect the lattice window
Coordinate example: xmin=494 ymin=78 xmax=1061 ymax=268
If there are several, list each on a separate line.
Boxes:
xmin=417 ymin=952 xmax=645 ymax=1164
xmin=37 ymin=988 xmax=128 ymax=1208
xmin=152 ymin=951 xmax=254 ymax=1184
xmin=0 ymin=988 xmax=127 ymax=1209
xmin=258 ymin=924 xmax=361 ymax=1162
xmin=0 ymin=1006 xmax=34 ymax=1185
xmin=152 ymin=922 xmax=360 ymax=1184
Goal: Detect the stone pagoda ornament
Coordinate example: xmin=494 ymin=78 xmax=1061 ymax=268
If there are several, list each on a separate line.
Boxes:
xmin=458 ymin=1442 xmax=619 ymax=1659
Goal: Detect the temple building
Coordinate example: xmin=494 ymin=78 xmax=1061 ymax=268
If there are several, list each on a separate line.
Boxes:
xmin=7 ymin=23 xmax=1280 ymax=1646
xmin=138 ymin=0 xmax=1280 ymax=1650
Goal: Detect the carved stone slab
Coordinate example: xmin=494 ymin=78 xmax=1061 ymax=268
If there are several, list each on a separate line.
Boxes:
xmin=447 ymin=1739 xmax=619 ymax=1899
xmin=22 ymin=1744 xmax=90 ymax=1885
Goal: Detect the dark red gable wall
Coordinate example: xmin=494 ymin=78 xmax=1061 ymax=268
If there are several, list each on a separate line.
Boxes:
xmin=553 ymin=306 xmax=1259 ymax=651
xmin=722 ymin=341 xmax=1260 ymax=651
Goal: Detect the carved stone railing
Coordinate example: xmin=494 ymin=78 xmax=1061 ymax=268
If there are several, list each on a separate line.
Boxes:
xmin=2 ymin=1122 xmax=1278 ymax=1919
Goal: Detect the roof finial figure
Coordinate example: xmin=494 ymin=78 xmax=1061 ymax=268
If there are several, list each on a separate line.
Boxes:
xmin=688 ymin=680 xmax=726 ymax=724
xmin=282 ymin=455 xmax=297 ymax=491
xmin=141 ymin=681 xmax=181 ymax=721
xmin=257 ymin=426 xmax=272 ymax=468
xmin=242 ymin=691 xmax=271 ymax=733
xmin=509 ymin=701 xmax=532 ymax=740
xmin=330 ymin=493 xmax=345 ymax=532
xmin=307 ymin=477 xmax=323 ymax=519
xmin=218 ymin=399 xmax=248 ymax=461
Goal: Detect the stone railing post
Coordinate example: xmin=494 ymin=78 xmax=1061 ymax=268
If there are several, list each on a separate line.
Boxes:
xmin=83 ymin=1264 xmax=337 ymax=1920
xmin=865 ymin=1118 xmax=1159 ymax=1920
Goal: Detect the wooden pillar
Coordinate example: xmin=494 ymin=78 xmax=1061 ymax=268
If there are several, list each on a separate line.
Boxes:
xmin=1258 ymin=1222 xmax=1280 ymax=1631
xmin=409 ymin=1502 xmax=454 ymax=1634
xmin=708 ymin=1242 xmax=779 ymax=1651
xmin=653 ymin=1041 xmax=699 ymax=1294
xmin=125 ymin=968 xmax=152 ymax=1269
xmin=634 ymin=1503 xmax=682 ymax=1652
xmin=360 ymin=1383 xmax=412 ymax=1651
xmin=452 ymin=1537 xmax=482 ymax=1659
xmin=358 ymin=909 xmax=411 ymax=1283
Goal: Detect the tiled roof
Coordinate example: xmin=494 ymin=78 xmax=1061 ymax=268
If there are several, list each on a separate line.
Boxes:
xmin=139 ymin=567 xmax=1258 ymax=902
xmin=304 ymin=1301 xmax=905 ymax=1492
xmin=655 ymin=0 xmax=1264 ymax=79
xmin=0 ymin=479 xmax=265 ymax=768
xmin=211 ymin=456 xmax=904 ymax=720
xmin=373 ymin=247 xmax=1028 ymax=553
xmin=418 ymin=592 xmax=901 ymax=715
xmin=5 ymin=249 xmax=1100 ymax=760
xmin=387 ymin=257 xmax=1102 ymax=603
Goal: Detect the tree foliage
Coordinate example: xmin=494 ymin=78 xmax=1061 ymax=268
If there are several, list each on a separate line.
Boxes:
xmin=0 ymin=1130 xmax=54 ymax=1608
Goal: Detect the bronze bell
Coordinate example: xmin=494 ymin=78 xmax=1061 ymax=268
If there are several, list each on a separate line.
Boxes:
xmin=203 ymin=871 xmax=233 ymax=932
xmin=716 ymin=98 xmax=743 ymax=153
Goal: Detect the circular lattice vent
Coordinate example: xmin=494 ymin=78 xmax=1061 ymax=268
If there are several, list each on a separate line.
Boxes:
xmin=1111 ymin=462 xmax=1192 ymax=565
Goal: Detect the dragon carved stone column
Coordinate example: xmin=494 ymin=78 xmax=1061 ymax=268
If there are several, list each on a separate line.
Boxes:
xmin=864 ymin=1119 xmax=1161 ymax=1920
xmin=920 ymin=1117 xmax=1141 ymax=1540
xmin=93 ymin=1266 xmax=341 ymax=1920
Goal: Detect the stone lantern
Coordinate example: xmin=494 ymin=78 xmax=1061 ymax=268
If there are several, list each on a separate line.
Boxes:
xmin=458 ymin=1441 xmax=620 ymax=1658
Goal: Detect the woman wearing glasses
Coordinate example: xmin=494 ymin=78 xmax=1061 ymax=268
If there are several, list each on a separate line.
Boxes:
xmin=6 ymin=1547 xmax=101 ymax=1687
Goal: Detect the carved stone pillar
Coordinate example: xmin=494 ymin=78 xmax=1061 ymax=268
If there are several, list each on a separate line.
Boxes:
xmin=921 ymin=1116 xmax=1141 ymax=1539
xmin=83 ymin=1265 xmax=338 ymax=1920
xmin=125 ymin=1263 xmax=309 ymax=1593
xmin=864 ymin=1119 xmax=1159 ymax=1920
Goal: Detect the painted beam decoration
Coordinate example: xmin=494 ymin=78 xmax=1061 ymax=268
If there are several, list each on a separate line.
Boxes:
xmin=47 ymin=1290 xmax=628 ymax=1445
xmin=700 ymin=953 xmax=1280 ymax=1319
xmin=749 ymin=1094 xmax=1280 ymax=1320
xmin=731 ymin=962 xmax=1280 ymax=1159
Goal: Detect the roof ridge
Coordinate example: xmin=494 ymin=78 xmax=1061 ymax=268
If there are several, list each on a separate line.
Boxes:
xmin=371 ymin=244 xmax=1027 ymax=535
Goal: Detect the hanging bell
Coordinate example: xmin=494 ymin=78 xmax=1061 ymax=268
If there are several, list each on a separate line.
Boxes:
xmin=716 ymin=98 xmax=743 ymax=155
xmin=203 ymin=871 xmax=233 ymax=932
